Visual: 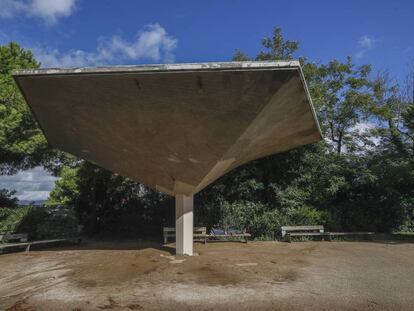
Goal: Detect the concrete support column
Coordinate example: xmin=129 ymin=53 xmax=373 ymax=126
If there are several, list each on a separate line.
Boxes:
xmin=175 ymin=194 xmax=193 ymax=256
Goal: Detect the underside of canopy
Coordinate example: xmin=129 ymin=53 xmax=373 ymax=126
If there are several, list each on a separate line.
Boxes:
xmin=14 ymin=61 xmax=321 ymax=196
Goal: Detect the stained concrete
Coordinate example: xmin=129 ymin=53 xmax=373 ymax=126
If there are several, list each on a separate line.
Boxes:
xmin=1 ymin=240 xmax=414 ymax=310
xmin=13 ymin=61 xmax=321 ymax=196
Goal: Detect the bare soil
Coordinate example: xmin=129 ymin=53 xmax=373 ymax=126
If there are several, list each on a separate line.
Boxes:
xmin=0 ymin=239 xmax=413 ymax=310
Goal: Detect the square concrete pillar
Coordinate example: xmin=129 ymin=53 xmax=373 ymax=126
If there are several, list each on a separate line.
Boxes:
xmin=175 ymin=194 xmax=193 ymax=256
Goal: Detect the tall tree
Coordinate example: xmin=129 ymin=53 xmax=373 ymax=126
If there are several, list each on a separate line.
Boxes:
xmin=233 ymin=26 xmax=299 ymax=61
xmin=304 ymin=58 xmax=372 ymax=153
xmin=0 ymin=188 xmax=17 ymax=207
xmin=43 ymin=26 xmax=414 ymax=236
xmin=369 ymin=71 xmax=414 ymax=156
xmin=0 ymin=42 xmax=47 ymax=174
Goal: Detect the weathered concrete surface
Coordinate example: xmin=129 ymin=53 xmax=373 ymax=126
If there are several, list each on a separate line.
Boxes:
xmin=14 ymin=61 xmax=321 ymax=195
xmin=1 ymin=240 xmax=414 ymax=310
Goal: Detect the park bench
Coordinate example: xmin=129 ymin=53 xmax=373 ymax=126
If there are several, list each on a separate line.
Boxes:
xmin=324 ymin=231 xmax=375 ymax=241
xmin=0 ymin=233 xmax=29 ymax=252
xmin=163 ymin=227 xmax=207 ymax=244
xmin=281 ymin=225 xmax=375 ymax=242
xmin=0 ymin=238 xmax=72 ymax=253
xmin=0 ymin=233 xmax=28 ymax=243
xmin=281 ymin=225 xmax=325 ymax=242
xmin=0 ymin=232 xmax=82 ymax=254
xmin=208 ymin=229 xmax=251 ymax=243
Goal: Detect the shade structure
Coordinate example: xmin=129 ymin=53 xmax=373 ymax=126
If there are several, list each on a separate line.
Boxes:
xmin=14 ymin=61 xmax=321 ymax=196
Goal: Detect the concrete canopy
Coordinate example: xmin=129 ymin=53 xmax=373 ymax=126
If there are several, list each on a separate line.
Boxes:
xmin=14 ymin=61 xmax=321 ymax=196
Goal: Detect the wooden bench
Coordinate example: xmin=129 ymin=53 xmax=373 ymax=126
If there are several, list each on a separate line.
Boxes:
xmin=0 ymin=233 xmax=29 ymax=253
xmin=0 ymin=233 xmax=28 ymax=243
xmin=281 ymin=226 xmax=375 ymax=242
xmin=281 ymin=225 xmax=325 ymax=242
xmin=0 ymin=232 xmax=82 ymax=254
xmin=163 ymin=227 xmax=207 ymax=244
xmin=324 ymin=231 xmax=375 ymax=241
xmin=0 ymin=238 xmax=72 ymax=253
xmin=208 ymin=229 xmax=251 ymax=243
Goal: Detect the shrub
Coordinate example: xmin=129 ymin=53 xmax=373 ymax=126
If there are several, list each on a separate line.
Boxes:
xmin=286 ymin=206 xmax=329 ymax=227
xmin=0 ymin=205 xmax=79 ymax=240
xmin=0 ymin=206 xmax=32 ymax=233
xmin=218 ymin=201 xmax=329 ymax=240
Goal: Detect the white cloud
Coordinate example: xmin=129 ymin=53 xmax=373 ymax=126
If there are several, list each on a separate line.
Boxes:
xmin=33 ymin=48 xmax=96 ymax=68
xmin=33 ymin=24 xmax=178 ymax=67
xmin=354 ymin=51 xmax=363 ymax=59
xmin=0 ymin=0 xmax=76 ymax=24
xmin=355 ymin=35 xmax=377 ymax=59
xmin=359 ymin=35 xmax=376 ymax=49
xmin=31 ymin=0 xmax=76 ymax=23
xmin=19 ymin=190 xmax=52 ymax=201
xmin=0 ymin=0 xmax=24 ymax=18
xmin=0 ymin=166 xmax=58 ymax=201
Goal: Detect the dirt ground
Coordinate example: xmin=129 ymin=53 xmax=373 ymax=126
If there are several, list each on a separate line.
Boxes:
xmin=0 ymin=238 xmax=413 ymax=310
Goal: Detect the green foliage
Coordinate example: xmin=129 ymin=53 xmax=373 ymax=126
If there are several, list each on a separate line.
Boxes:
xmin=46 ymin=166 xmax=80 ymax=205
xmin=303 ymin=57 xmax=373 ymax=153
xmin=0 ymin=205 xmax=79 ymax=239
xmin=402 ymin=103 xmax=414 ymax=133
xmin=218 ymin=201 xmax=327 ymax=239
xmin=0 ymin=42 xmax=48 ymax=174
xmin=2 ymin=29 xmax=412 ymax=241
xmin=38 ymin=27 xmax=414 ymax=238
xmin=219 ymin=201 xmax=286 ymax=239
xmin=215 ymin=27 xmax=414 ymax=236
xmin=233 ymin=26 xmax=299 ymax=61
xmin=257 ymin=26 xmax=299 ymax=60
xmin=18 ymin=206 xmax=79 ymax=240
xmin=48 ymin=161 xmax=174 ymax=236
xmin=232 ymin=49 xmax=251 ymax=61
xmin=0 ymin=205 xmax=32 ymax=233
xmin=0 ymin=188 xmax=18 ymax=207
xmin=398 ymin=197 xmax=414 ymax=232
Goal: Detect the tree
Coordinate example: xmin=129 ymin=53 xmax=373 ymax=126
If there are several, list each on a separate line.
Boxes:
xmin=368 ymin=71 xmax=414 ymax=156
xmin=401 ymin=103 xmax=414 ymax=153
xmin=46 ymin=166 xmax=80 ymax=205
xmin=256 ymin=26 xmax=299 ymax=61
xmin=233 ymin=26 xmax=299 ymax=61
xmin=42 ymin=26 xmax=414 ymax=236
xmin=224 ymin=26 xmax=414 ymax=234
xmin=0 ymin=42 xmax=48 ymax=174
xmin=304 ymin=58 xmax=372 ymax=154
xmin=47 ymin=161 xmax=174 ymax=236
xmin=0 ymin=188 xmax=17 ymax=207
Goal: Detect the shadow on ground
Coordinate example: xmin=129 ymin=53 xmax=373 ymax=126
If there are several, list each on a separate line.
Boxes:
xmin=1 ymin=239 xmax=414 ymax=310
xmin=0 ymin=238 xmax=177 ymax=256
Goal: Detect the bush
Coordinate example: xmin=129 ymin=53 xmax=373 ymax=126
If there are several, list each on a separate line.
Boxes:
xmin=0 ymin=206 xmax=32 ymax=233
xmin=0 ymin=189 xmax=18 ymax=207
xmin=218 ymin=201 xmax=282 ymax=239
xmin=397 ymin=198 xmax=414 ymax=232
xmin=286 ymin=206 xmax=329 ymax=227
xmin=218 ymin=201 xmax=328 ymax=240
xmin=0 ymin=205 xmax=79 ymax=240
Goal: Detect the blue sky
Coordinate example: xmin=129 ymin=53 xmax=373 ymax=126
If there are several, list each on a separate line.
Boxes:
xmin=1 ymin=0 xmax=413 ymax=78
xmin=0 ymin=0 xmax=413 ymax=201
